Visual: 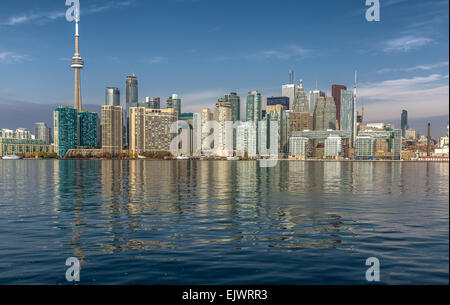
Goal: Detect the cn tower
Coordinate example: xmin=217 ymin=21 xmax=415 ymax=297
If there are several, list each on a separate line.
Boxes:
xmin=71 ymin=14 xmax=84 ymax=112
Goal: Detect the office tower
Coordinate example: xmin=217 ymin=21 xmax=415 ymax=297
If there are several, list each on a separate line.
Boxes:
xmin=281 ymin=111 xmax=313 ymax=153
xmin=105 ymin=87 xmax=120 ymax=106
xmin=214 ymin=98 xmax=233 ymax=157
xmin=70 ymin=10 xmax=84 ymax=112
xmin=225 ymin=92 xmax=240 ymax=122
xmin=293 ymin=80 xmax=309 ymax=112
xmin=313 ymin=96 xmax=326 ymax=130
xmin=167 ymin=94 xmax=181 ymax=115
xmin=236 ymin=122 xmax=257 ymax=157
xmin=34 ymin=122 xmax=51 ymax=145
xmin=260 ymin=108 xmax=282 ymax=155
xmin=54 ymin=106 xmax=78 ymax=157
xmin=78 ymin=111 xmax=98 ymax=148
xmin=129 ymin=107 xmax=177 ymax=155
xmin=332 ymin=85 xmax=347 ymax=129
xmin=309 ymin=90 xmax=326 ymax=114
xmin=340 ymin=89 xmax=356 ymax=147
xmin=200 ymin=108 xmax=214 ymax=153
xmin=289 ymin=137 xmax=312 ymax=158
xmin=324 ymin=136 xmax=343 ymax=158
xmin=324 ymin=97 xmax=337 ymax=130
xmin=267 ymin=96 xmax=289 ymax=110
xmin=126 ymin=74 xmax=138 ymax=147
xmin=401 ymin=110 xmax=408 ymax=138
xmin=246 ymin=91 xmax=262 ymax=122
xmin=282 ymin=84 xmax=298 ymax=110
xmin=102 ymin=105 xmax=123 ymax=155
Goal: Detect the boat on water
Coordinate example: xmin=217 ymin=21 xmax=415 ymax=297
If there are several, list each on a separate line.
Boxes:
xmin=227 ymin=156 xmax=239 ymax=161
xmin=177 ymin=156 xmax=190 ymax=160
xmin=2 ymin=155 xmax=23 ymax=160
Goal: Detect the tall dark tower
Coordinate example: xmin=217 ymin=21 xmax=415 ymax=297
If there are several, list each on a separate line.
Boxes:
xmin=332 ymin=84 xmax=347 ymax=129
xmin=125 ymin=73 xmax=138 ymax=148
xmin=71 ymin=9 xmax=84 ymax=112
xmin=401 ymin=110 xmax=408 ymax=138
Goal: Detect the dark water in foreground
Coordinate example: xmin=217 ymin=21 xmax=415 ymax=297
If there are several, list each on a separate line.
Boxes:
xmin=0 ymin=160 xmax=448 ymax=285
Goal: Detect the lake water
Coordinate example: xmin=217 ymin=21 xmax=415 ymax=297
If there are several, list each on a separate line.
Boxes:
xmin=0 ymin=160 xmax=448 ymax=284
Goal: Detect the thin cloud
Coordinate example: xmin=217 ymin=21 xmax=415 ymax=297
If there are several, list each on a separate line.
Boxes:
xmin=377 ymin=61 xmax=449 ymax=74
xmin=359 ymin=74 xmax=449 ymax=120
xmin=148 ymin=56 xmax=168 ymax=64
xmin=383 ymin=35 xmax=432 ymax=53
xmin=0 ymin=51 xmax=31 ymax=63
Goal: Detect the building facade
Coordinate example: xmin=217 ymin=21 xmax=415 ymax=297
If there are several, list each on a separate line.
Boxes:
xmin=331 ymin=84 xmax=347 ymax=129
xmin=105 ymin=87 xmax=120 ymax=106
xmin=102 ymin=105 xmax=123 ymax=155
xmin=54 ymin=106 xmax=78 ymax=157
xmin=78 ymin=111 xmax=98 ymax=148
xmin=34 ymin=123 xmax=51 ymax=145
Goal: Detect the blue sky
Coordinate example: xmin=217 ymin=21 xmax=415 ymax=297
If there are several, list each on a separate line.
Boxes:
xmin=0 ymin=0 xmax=448 ymax=125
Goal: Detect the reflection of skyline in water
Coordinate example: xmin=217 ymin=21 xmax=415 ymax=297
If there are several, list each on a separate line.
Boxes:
xmin=0 ymin=160 xmax=448 ymax=284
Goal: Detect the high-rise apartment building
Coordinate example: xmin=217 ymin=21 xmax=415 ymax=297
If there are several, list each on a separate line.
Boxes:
xmin=214 ymin=98 xmax=233 ymax=157
xmin=324 ymin=97 xmax=337 ymax=130
xmin=126 ymin=74 xmax=138 ymax=147
xmin=225 ymin=92 xmax=240 ymax=122
xmin=102 ymin=105 xmax=123 ymax=155
xmin=309 ymin=90 xmax=326 ymax=113
xmin=54 ymin=106 xmax=78 ymax=157
xmin=236 ymin=122 xmax=257 ymax=158
xmin=129 ymin=107 xmax=177 ymax=155
xmin=167 ymin=94 xmax=181 ymax=116
xmin=200 ymin=108 xmax=214 ymax=154
xmin=246 ymin=91 xmax=262 ymax=122
xmin=331 ymin=85 xmax=347 ymax=129
xmin=340 ymin=90 xmax=356 ymax=147
xmin=289 ymin=137 xmax=312 ymax=158
xmin=34 ymin=122 xmax=51 ymax=145
xmin=401 ymin=110 xmax=408 ymax=138
xmin=324 ymin=136 xmax=343 ymax=158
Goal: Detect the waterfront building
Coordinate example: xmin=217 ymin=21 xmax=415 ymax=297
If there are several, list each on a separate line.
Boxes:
xmin=356 ymin=136 xmax=375 ymax=159
xmin=129 ymin=107 xmax=177 ymax=155
xmin=324 ymin=136 xmax=343 ymax=158
xmin=358 ymin=129 xmax=402 ymax=160
xmin=214 ymin=98 xmax=233 ymax=157
xmin=289 ymin=137 xmax=312 ymax=158
xmin=324 ymin=97 xmax=337 ymax=130
xmin=261 ymin=108 xmax=282 ymax=155
xmin=126 ymin=74 xmax=138 ymax=147
xmin=102 ymin=105 xmax=123 ymax=155
xmin=200 ymin=108 xmax=214 ymax=154
xmin=78 ymin=111 xmax=98 ymax=148
xmin=401 ymin=110 xmax=408 ymax=138
xmin=292 ymin=81 xmax=309 ymax=112
xmin=225 ymin=92 xmax=240 ymax=149
xmin=54 ymin=106 xmax=78 ymax=157
xmin=332 ymin=85 xmax=347 ymax=129
xmin=105 ymin=87 xmax=120 ymax=106
xmin=167 ymin=94 xmax=182 ymax=116
xmin=246 ymin=91 xmax=262 ymax=122
xmin=0 ymin=138 xmax=52 ymax=157
xmin=34 ymin=122 xmax=51 ymax=145
xmin=14 ymin=128 xmax=33 ymax=140
xmin=0 ymin=129 xmax=14 ymax=138
xmin=267 ymin=96 xmax=289 ymax=110
xmin=236 ymin=122 xmax=257 ymax=158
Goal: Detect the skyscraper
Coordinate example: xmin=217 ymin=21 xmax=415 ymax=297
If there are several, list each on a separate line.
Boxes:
xmin=332 ymin=84 xmax=347 ymax=129
xmin=54 ymin=106 xmax=78 ymax=157
xmin=225 ymin=92 xmax=240 ymax=122
xmin=324 ymin=97 xmax=337 ymax=130
xmin=102 ymin=104 xmax=123 ymax=155
xmin=246 ymin=91 xmax=262 ymax=122
xmin=214 ymin=98 xmax=233 ymax=157
xmin=126 ymin=74 xmax=138 ymax=148
xmin=282 ymin=84 xmax=298 ymax=110
xmin=70 ymin=8 xmax=84 ymax=112
xmin=401 ymin=110 xmax=408 ymax=138
xmin=167 ymin=94 xmax=182 ymax=116
xmin=340 ymin=89 xmax=356 ymax=147
xmin=200 ymin=108 xmax=214 ymax=153
xmin=293 ymin=80 xmax=309 ymax=112
xmin=309 ymin=90 xmax=326 ymax=113
xmin=78 ymin=111 xmax=98 ymax=148
xmin=313 ymin=96 xmax=326 ymax=130
xmin=34 ymin=122 xmax=51 ymax=145
xmin=105 ymin=87 xmax=120 ymax=106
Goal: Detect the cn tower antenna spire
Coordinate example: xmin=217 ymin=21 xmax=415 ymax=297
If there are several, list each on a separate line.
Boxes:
xmin=71 ymin=4 xmax=84 ymax=112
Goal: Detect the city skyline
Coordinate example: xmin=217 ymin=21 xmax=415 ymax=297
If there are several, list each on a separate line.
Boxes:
xmin=0 ymin=0 xmax=448 ymax=126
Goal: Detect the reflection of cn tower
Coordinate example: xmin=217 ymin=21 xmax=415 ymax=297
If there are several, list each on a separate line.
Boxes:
xmin=71 ymin=16 xmax=84 ymax=112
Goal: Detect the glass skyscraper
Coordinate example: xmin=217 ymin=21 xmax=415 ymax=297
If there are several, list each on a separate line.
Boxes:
xmin=331 ymin=84 xmax=347 ymax=129
xmin=126 ymin=74 xmax=138 ymax=148
xmin=225 ymin=92 xmax=240 ymax=122
xmin=53 ymin=106 xmax=78 ymax=157
xmin=34 ymin=122 xmax=51 ymax=145
xmin=340 ymin=90 xmax=355 ymax=146
xmin=401 ymin=110 xmax=408 ymax=138
xmin=105 ymin=87 xmax=120 ymax=106
xmin=293 ymin=81 xmax=309 ymax=112
xmin=267 ymin=96 xmax=289 ymax=110
xmin=167 ymin=94 xmax=181 ymax=116
xmin=246 ymin=91 xmax=261 ymax=122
